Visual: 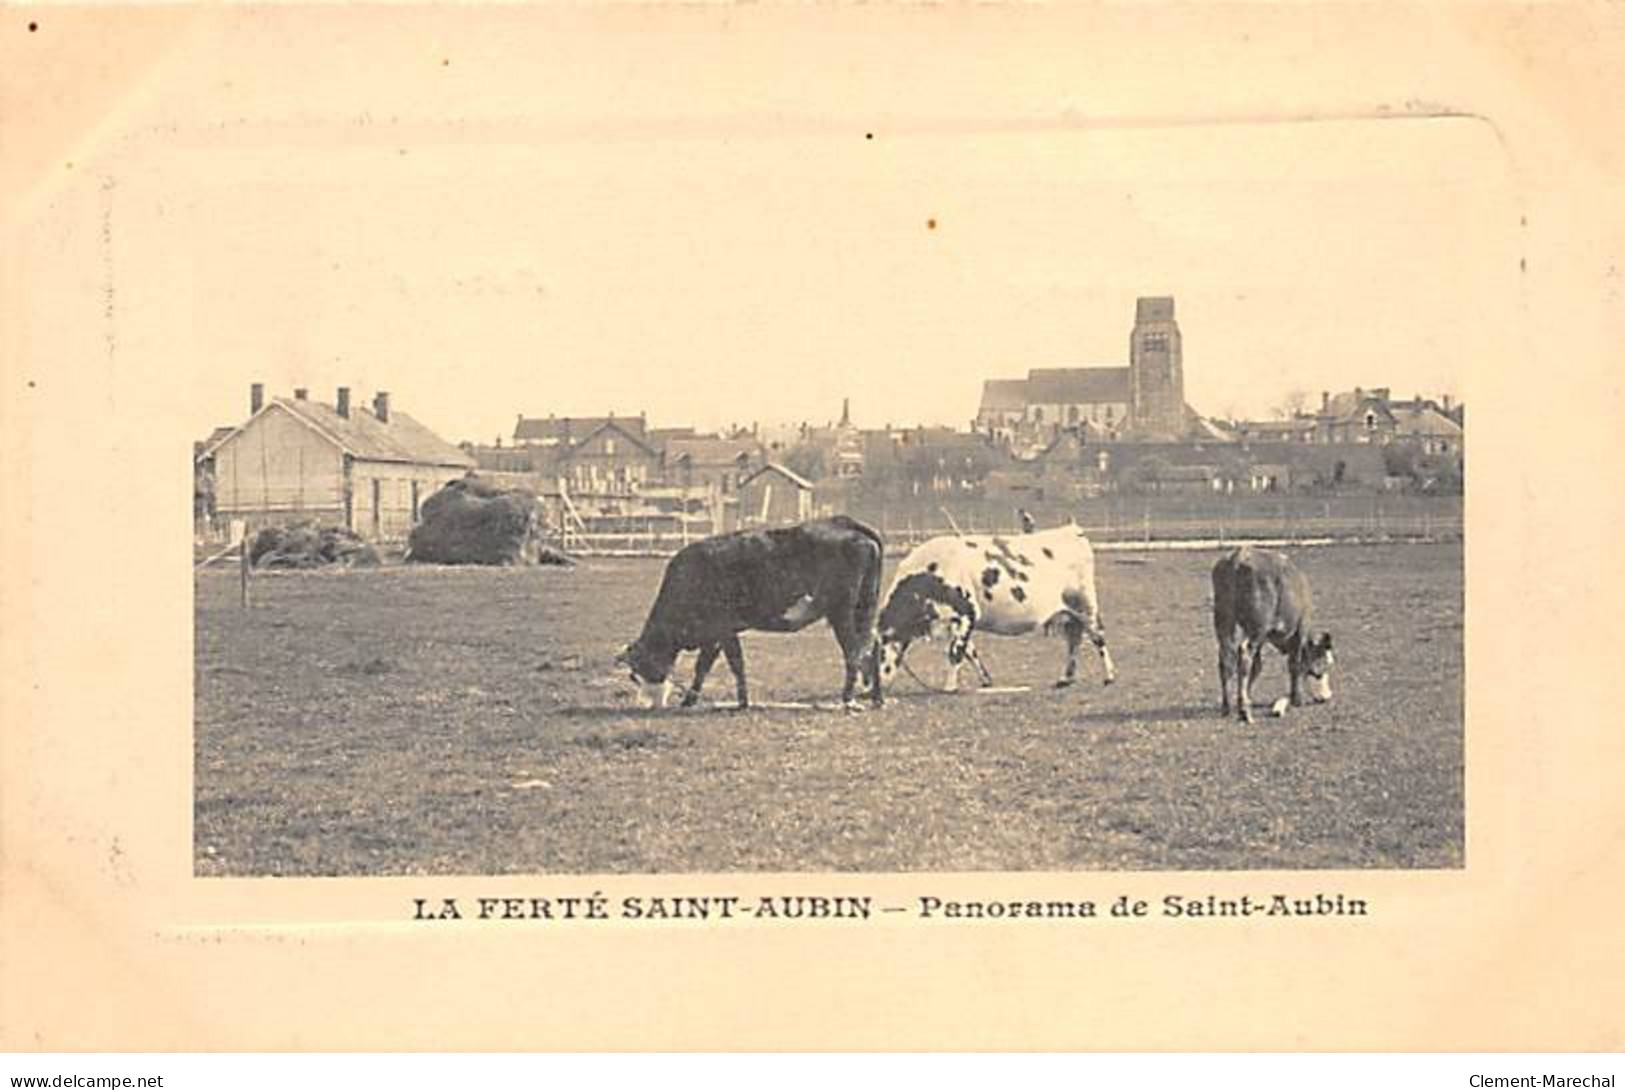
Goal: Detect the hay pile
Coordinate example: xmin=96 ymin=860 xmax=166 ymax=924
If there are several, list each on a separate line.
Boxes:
xmin=407 ymin=475 xmax=573 ymax=566
xmin=250 ymin=523 xmax=380 ymax=569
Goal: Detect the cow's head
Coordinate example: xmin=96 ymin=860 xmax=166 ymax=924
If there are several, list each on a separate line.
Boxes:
xmin=615 ymin=638 xmax=677 ymax=709
xmin=1297 ymin=632 xmax=1335 ymax=702
xmin=874 ymin=571 xmax=975 ymax=684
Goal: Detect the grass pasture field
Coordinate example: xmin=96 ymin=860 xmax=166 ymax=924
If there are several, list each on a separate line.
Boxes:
xmin=194 ymin=543 xmax=1463 ymax=875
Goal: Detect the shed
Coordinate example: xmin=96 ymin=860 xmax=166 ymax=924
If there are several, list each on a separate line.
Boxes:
xmin=738 ymin=462 xmax=814 ymax=526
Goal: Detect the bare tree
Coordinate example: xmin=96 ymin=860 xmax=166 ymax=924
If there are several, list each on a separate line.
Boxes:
xmin=1272 ymin=388 xmax=1312 ymax=420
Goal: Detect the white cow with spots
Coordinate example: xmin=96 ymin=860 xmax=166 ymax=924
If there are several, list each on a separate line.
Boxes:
xmin=873 ymin=522 xmax=1116 ymax=694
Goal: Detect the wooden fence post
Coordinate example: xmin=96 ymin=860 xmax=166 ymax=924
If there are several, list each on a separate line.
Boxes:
xmin=239 ymin=536 xmax=250 ymax=609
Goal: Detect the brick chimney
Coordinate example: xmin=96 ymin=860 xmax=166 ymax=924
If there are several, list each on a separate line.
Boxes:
xmin=1321 ymin=391 xmax=1330 ymax=412
xmin=294 ymin=387 xmax=308 ymax=400
xmin=373 ymin=391 xmax=390 ymax=423
xmin=250 ymin=383 xmax=265 ymax=415
xmin=336 ymin=386 xmax=351 ymax=419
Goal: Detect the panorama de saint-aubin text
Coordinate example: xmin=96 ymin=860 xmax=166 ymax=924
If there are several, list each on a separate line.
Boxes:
xmin=411 ymin=892 xmax=1369 ymax=922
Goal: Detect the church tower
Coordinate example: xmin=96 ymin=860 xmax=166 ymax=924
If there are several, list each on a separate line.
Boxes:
xmin=1128 ymin=295 xmax=1185 ymax=439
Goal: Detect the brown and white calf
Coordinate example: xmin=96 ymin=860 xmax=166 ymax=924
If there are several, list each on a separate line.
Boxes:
xmin=873 ymin=523 xmax=1116 ymax=694
xmin=1211 ymin=546 xmax=1335 ymax=723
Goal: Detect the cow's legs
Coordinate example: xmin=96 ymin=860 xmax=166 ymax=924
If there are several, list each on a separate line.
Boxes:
xmin=721 ymin=635 xmax=749 ymax=709
xmin=963 ymin=639 xmax=994 ymax=687
xmin=1236 ymin=640 xmax=1257 ymax=723
xmin=1068 ymin=589 xmax=1117 ymax=686
xmin=1089 ymin=622 xmax=1117 ymax=685
xmin=866 ymin=632 xmax=884 ymax=707
xmin=1217 ymin=639 xmax=1234 ymax=715
xmin=942 ymin=613 xmax=976 ymax=693
xmin=824 ymin=588 xmax=882 ymax=710
xmin=1286 ymin=637 xmax=1306 ymax=707
xmin=1247 ymin=642 xmax=1267 ymax=711
xmin=1058 ymin=609 xmax=1116 ymax=689
xmin=828 ymin=605 xmax=872 ymax=710
xmin=1057 ymin=616 xmax=1084 ymax=688
xmin=679 ymin=643 xmax=721 ymax=708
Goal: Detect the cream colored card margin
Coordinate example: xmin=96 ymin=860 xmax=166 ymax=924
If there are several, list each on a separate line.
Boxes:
xmin=1 ymin=2 xmax=1621 ymax=1052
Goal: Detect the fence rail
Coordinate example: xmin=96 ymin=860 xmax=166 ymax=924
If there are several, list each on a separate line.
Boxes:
xmin=199 ymin=494 xmax=1462 ymax=561
xmin=559 ymin=495 xmax=1462 ymax=557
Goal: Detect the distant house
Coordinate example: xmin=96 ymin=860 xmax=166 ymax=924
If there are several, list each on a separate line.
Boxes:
xmin=1234 ymin=416 xmax=1319 ymax=444
xmin=1316 ymin=388 xmax=1399 ymax=444
xmin=1389 ymin=405 xmax=1463 ymax=456
xmin=513 ymin=412 xmax=649 ymax=448
xmin=1152 ymin=463 xmax=1222 ymax=494
xmin=663 ymin=436 xmax=764 ymax=495
xmin=1247 ymin=463 xmax=1291 ymax=492
xmin=201 ymin=384 xmax=474 ymax=542
xmin=556 ymin=419 xmax=662 ymax=496
xmin=738 ymin=463 xmax=814 ymax=525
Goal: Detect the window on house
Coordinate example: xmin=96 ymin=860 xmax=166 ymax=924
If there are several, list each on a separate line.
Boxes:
xmin=1143 ymin=333 xmax=1168 ymax=353
xmin=605 ymin=439 xmax=616 ymax=455
xmin=1033 ymin=407 xmax=1044 ymax=423
xmin=1365 ymin=412 xmax=1377 ymax=430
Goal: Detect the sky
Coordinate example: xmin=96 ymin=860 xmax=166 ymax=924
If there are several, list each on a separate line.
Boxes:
xmin=44 ymin=9 xmax=1518 ymax=446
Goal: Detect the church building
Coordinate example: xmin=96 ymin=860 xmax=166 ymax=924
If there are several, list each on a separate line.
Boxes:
xmin=976 ymin=296 xmax=1196 ymax=443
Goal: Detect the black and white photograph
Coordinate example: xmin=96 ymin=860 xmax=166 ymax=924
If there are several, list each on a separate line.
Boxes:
xmin=7 ymin=1 xmax=1623 ymax=1057
xmin=183 ymin=57 xmax=1483 ymax=879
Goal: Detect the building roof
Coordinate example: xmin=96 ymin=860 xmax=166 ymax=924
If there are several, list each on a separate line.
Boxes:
xmin=1391 ymin=406 xmax=1463 ymax=438
xmin=567 ymin=418 xmax=661 ymax=457
xmin=741 ymin=462 xmax=814 ymax=491
xmin=978 ymin=379 xmax=1029 ymax=413
xmin=1026 ymin=367 xmax=1132 ymax=404
xmin=514 ymin=414 xmax=647 ymax=444
xmin=206 ymin=397 xmax=474 ymax=468
xmin=1242 ymin=418 xmax=1317 ymax=435
xmin=647 ymin=427 xmax=698 ymax=448
xmin=1322 ymin=389 xmax=1396 ymax=424
xmin=1184 ymin=412 xmax=1239 ymax=443
xmin=664 ymin=436 xmax=763 ymax=467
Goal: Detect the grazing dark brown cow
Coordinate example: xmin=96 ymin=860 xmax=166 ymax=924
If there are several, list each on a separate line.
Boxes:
xmin=616 ymin=516 xmax=884 ymax=710
xmin=1211 ymin=546 xmax=1334 ymax=723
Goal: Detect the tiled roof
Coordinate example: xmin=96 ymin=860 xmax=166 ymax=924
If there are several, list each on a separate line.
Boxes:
xmin=1391 ymin=407 xmax=1463 ymax=438
xmin=978 ymin=379 xmax=1029 ymax=412
xmin=1026 ymin=367 xmax=1132 ymax=404
xmin=1185 ymin=413 xmax=1239 ymax=443
xmin=742 ymin=462 xmax=814 ymax=491
xmin=664 ymin=437 xmax=763 ymax=466
xmin=514 ymin=415 xmax=647 ymax=443
xmin=1244 ymin=419 xmax=1317 ymax=435
xmin=207 ymin=398 xmax=474 ymax=468
xmin=568 ymin=419 xmax=660 ymax=457
xmin=647 ymin=427 xmax=697 ymax=448
xmin=1322 ymin=390 xmax=1396 ymax=424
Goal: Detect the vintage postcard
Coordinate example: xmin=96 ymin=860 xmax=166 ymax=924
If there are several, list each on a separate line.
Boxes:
xmin=2 ymin=2 xmax=1621 ymax=1051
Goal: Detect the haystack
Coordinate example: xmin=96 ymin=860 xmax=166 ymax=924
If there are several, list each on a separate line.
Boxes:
xmin=250 ymin=523 xmax=380 ymax=569
xmin=407 ymin=475 xmax=571 ymax=566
